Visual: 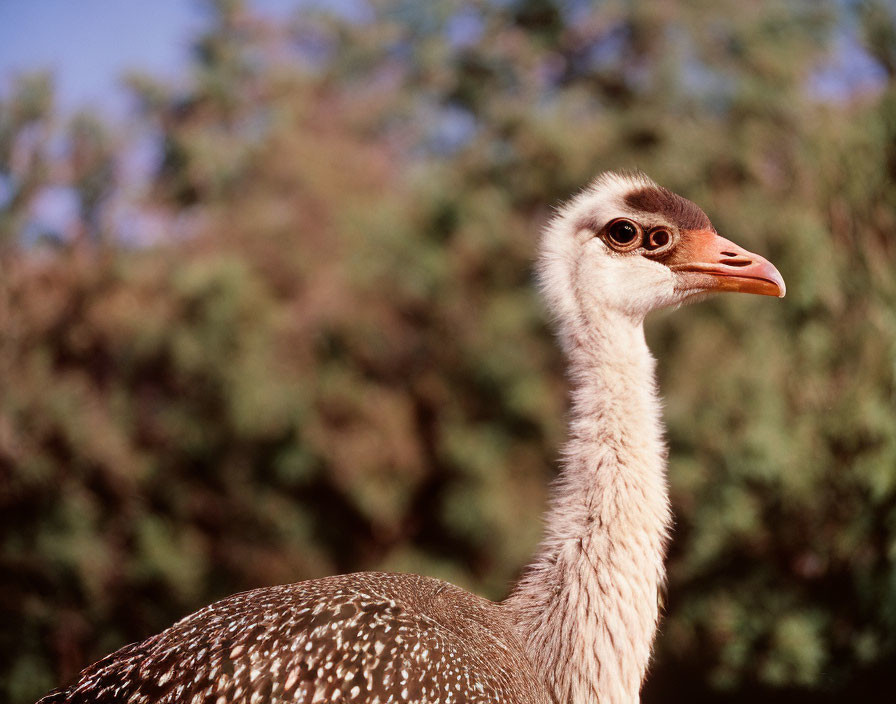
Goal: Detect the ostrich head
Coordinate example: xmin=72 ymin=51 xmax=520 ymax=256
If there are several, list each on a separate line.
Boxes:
xmin=539 ymin=171 xmax=785 ymax=336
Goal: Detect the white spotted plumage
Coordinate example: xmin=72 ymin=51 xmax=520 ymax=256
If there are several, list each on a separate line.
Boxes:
xmin=40 ymin=573 xmax=550 ymax=704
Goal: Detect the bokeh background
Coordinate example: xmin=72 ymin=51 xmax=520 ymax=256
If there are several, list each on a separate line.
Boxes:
xmin=2 ymin=0 xmax=895 ymax=702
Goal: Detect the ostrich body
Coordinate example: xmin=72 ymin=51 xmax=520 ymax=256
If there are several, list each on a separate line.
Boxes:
xmin=38 ymin=172 xmax=784 ymax=704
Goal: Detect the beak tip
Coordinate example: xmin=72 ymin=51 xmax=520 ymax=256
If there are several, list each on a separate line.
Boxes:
xmin=772 ymin=271 xmax=786 ymax=298
xmin=673 ymin=230 xmax=787 ymax=299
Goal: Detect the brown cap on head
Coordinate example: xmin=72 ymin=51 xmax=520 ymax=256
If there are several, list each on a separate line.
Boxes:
xmin=624 ymin=185 xmax=711 ymax=231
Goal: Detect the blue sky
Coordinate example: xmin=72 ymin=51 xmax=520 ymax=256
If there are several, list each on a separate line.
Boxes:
xmin=0 ymin=0 xmax=300 ymax=117
xmin=0 ymin=0 xmax=888 ymax=119
xmin=0 ymin=0 xmax=367 ymax=242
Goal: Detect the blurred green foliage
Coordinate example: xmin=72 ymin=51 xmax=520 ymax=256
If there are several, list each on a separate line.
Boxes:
xmin=2 ymin=0 xmax=896 ymax=702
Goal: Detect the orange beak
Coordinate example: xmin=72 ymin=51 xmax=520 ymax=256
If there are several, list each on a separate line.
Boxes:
xmin=669 ymin=229 xmax=786 ymax=298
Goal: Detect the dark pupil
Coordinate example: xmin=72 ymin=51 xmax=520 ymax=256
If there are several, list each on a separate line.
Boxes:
xmin=611 ymin=222 xmax=636 ymax=244
xmin=651 ymin=230 xmax=669 ymax=247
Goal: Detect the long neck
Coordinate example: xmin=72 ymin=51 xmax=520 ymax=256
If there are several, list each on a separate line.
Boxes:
xmin=505 ymin=311 xmax=671 ymax=704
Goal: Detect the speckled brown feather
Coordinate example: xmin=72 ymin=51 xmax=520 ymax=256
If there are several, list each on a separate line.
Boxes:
xmin=39 ymin=573 xmax=551 ymax=704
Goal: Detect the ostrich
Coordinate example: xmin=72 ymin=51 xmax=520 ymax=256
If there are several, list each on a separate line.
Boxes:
xmin=38 ymin=171 xmax=785 ymax=704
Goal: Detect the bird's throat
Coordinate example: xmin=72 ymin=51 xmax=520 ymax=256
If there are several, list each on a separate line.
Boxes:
xmin=505 ymin=313 xmax=672 ymax=704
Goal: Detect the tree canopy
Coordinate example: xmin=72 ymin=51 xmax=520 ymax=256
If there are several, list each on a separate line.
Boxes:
xmin=2 ymin=1 xmax=895 ymax=701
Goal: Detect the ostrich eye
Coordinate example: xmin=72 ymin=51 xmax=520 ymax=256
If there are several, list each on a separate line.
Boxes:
xmin=645 ymin=228 xmax=672 ymax=251
xmin=605 ymin=219 xmax=642 ymax=251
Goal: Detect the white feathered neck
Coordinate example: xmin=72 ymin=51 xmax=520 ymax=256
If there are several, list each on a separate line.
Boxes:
xmin=505 ymin=172 xmax=673 ymax=704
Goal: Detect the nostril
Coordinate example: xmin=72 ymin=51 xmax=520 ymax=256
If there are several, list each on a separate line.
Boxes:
xmin=722 ymin=258 xmax=752 ymax=267
xmin=721 ymin=251 xmax=738 ymax=257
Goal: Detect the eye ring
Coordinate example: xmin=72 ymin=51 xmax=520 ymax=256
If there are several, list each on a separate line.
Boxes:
xmin=603 ymin=218 xmax=643 ymax=252
xmin=645 ymin=227 xmax=673 ymax=253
